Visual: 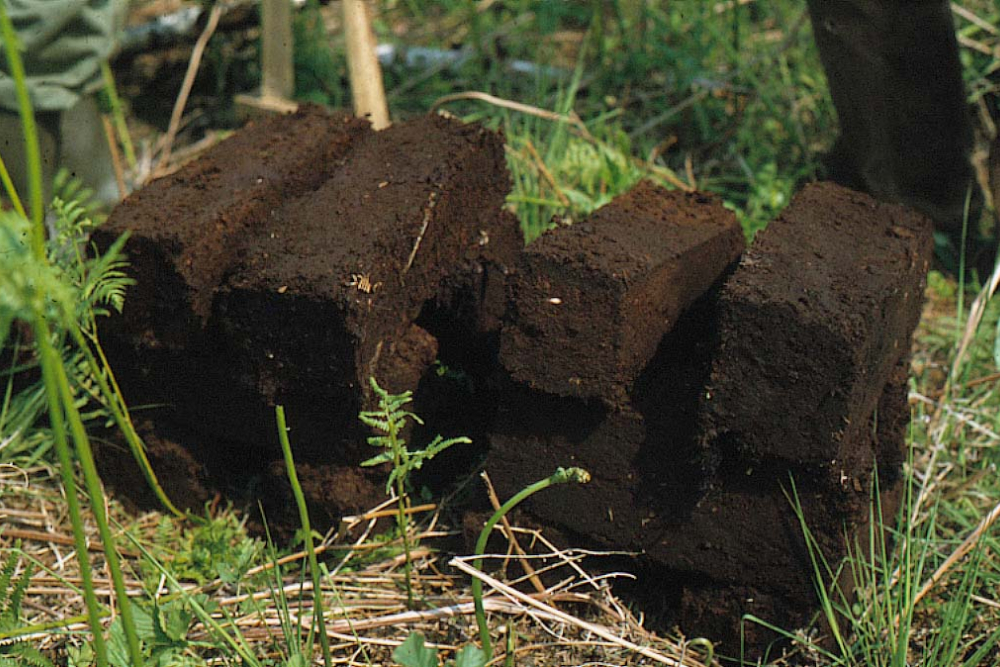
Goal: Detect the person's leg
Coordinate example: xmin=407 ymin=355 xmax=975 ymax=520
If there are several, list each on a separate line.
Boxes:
xmin=0 ymin=95 xmax=119 ymax=212
xmin=58 ymin=95 xmax=120 ymax=206
xmin=0 ymin=108 xmax=59 ymax=208
xmin=806 ymin=0 xmax=984 ymax=243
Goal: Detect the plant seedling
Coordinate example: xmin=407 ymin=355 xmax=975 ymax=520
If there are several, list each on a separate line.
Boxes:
xmin=471 ymin=466 xmax=591 ymax=658
xmin=359 ymin=376 xmax=471 ymax=608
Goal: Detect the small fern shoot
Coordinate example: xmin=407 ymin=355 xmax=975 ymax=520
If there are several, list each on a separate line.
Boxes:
xmin=359 ymin=377 xmax=471 ymax=495
xmin=359 ymin=377 xmax=471 ymax=608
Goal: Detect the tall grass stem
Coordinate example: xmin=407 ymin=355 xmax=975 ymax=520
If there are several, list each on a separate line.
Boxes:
xmin=0 ymin=2 xmax=44 ymax=238
xmin=36 ymin=319 xmax=110 ymax=667
xmin=100 ymin=61 xmax=137 ymax=170
xmin=0 ymin=151 xmax=26 ymax=217
xmin=48 ymin=320 xmax=144 ymax=666
xmin=276 ymin=406 xmax=332 ymax=667
xmin=71 ymin=324 xmax=187 ymax=519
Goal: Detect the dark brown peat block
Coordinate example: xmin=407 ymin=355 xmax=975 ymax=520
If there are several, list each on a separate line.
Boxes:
xmin=499 ymin=181 xmax=743 ymax=404
xmin=211 ymin=114 xmax=510 ymax=455
xmin=700 ymin=182 xmax=932 ymax=477
xmin=485 ymin=364 xmax=912 ymax=651
xmin=95 ymin=110 xmax=518 ymax=521
xmin=662 ymin=369 xmax=912 ymax=650
xmin=98 ymin=105 xmax=369 ymax=345
xmin=484 ymin=181 xmax=930 ymax=653
xmin=486 ymin=293 xmax=723 ymax=550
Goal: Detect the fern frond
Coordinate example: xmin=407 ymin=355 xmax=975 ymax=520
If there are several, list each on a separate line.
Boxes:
xmin=0 ymin=550 xmax=17 ymax=612
xmin=384 ymin=468 xmax=403 ymax=494
xmin=359 ymin=415 xmax=391 ymax=433
xmin=370 ymin=436 xmax=408 ymax=451
xmin=0 ymin=644 xmax=55 ymax=667
xmin=422 ymin=435 xmax=472 ymax=461
xmin=360 ymin=451 xmax=393 ymax=468
xmin=51 ymin=168 xmax=103 ymax=225
xmin=6 ymin=561 xmax=32 ymax=622
xmin=386 ymin=408 xmax=420 ymax=426
xmin=85 ymin=264 xmax=132 ymax=316
xmin=365 ymin=434 xmax=391 ymax=447
xmin=78 ymin=231 xmax=133 ymax=319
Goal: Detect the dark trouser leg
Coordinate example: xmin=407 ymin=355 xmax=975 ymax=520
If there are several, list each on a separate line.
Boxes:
xmin=59 ymin=96 xmax=119 ymax=206
xmin=806 ymin=0 xmax=982 ymax=238
xmin=0 ymin=95 xmax=118 ymax=213
xmin=0 ymin=108 xmax=59 ymax=208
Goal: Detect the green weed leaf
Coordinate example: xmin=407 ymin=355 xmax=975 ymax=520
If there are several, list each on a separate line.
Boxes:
xmin=451 ymin=645 xmax=488 ymax=667
xmin=392 ymin=632 xmax=438 ymax=667
xmin=155 ymin=599 xmax=193 ymax=643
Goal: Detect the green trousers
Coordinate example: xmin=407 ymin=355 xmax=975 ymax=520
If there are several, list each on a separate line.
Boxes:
xmin=0 ymin=96 xmax=117 ymax=205
xmin=0 ymin=0 xmax=126 ymax=205
xmin=0 ymin=0 xmax=126 ymax=113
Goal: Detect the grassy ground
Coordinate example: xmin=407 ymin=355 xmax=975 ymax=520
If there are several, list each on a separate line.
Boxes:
xmin=2 ymin=1 xmax=1000 ymax=666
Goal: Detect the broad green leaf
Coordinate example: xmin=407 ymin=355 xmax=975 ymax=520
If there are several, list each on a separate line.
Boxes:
xmin=392 ymin=632 xmax=438 ymax=667
xmin=451 ymin=645 xmax=487 ymax=667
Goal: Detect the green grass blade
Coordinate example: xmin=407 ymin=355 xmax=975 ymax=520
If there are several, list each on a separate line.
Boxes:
xmin=0 ymin=2 xmax=44 ymax=239
xmin=276 ymin=405 xmax=332 ymax=667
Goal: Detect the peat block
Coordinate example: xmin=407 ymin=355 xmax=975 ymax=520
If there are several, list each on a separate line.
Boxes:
xmin=99 ymin=105 xmax=370 ymax=337
xmin=96 ymin=106 xmax=373 ymax=452
xmin=486 ymin=294 xmax=721 ymax=548
xmin=700 ymin=182 xmax=932 ymax=474
xmin=485 ymin=182 xmax=926 ymax=649
xmin=97 ymin=109 xmax=514 ymax=483
xmin=499 ymin=181 xmax=743 ymax=404
xmin=211 ymin=114 xmax=510 ymax=456
xmin=485 ymin=363 xmax=910 ymax=650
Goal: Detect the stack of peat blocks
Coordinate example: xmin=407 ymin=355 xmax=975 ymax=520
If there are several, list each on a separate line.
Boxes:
xmin=94 ymin=107 xmax=934 ymax=653
xmin=487 ymin=181 xmax=931 ymax=649
xmin=94 ymin=106 xmax=521 ymax=528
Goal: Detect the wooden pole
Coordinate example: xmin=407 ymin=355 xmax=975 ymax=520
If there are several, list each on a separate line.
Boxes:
xmin=343 ymin=0 xmax=390 ymax=129
xmin=261 ymin=0 xmax=294 ymax=101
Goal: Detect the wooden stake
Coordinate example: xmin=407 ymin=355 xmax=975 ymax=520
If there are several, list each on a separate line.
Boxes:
xmin=343 ymin=0 xmax=390 ymax=129
xmin=261 ymin=0 xmax=294 ymax=100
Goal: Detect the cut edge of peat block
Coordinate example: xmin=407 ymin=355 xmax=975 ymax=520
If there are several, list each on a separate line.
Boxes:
xmin=215 ymin=114 xmax=510 ymax=424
